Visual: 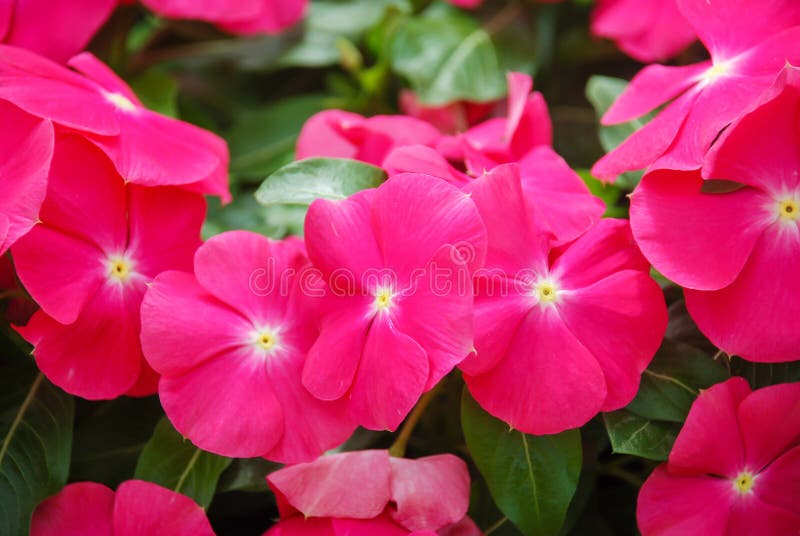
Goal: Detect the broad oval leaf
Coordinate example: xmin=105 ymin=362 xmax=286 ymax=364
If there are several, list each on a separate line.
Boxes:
xmin=255 ymin=157 xmax=386 ymax=207
xmin=461 ymin=389 xmax=581 ymax=536
xmin=134 ymin=417 xmax=231 ymax=508
xmin=602 ymin=410 xmax=680 ymax=462
xmin=0 ymin=366 xmax=74 ymax=536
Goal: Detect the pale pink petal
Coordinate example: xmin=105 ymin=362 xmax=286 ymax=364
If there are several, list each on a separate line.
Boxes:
xmin=755 ymin=445 xmax=800 ymax=517
xmin=21 ymin=280 xmax=146 ymax=399
xmin=668 ymin=377 xmax=750 ymax=477
xmin=114 ymin=480 xmax=214 ymax=536
xmin=637 ymin=466 xmax=733 ymax=536
xmin=31 ymin=482 xmax=115 ymax=536
xmin=629 ymin=170 xmax=771 ymax=290
xmin=685 ymin=228 xmax=800 ymax=362
xmin=159 ymin=346 xmax=284 ymax=457
xmin=140 ymin=271 xmax=255 ymax=377
xmin=464 ymin=307 xmax=607 ymax=435
xmin=602 ymin=63 xmax=709 ymax=125
xmin=266 ymin=450 xmax=392 ymax=519
xmin=296 ymin=110 xmax=365 ymax=161
xmin=389 ymin=455 xmax=470 ymax=532
xmin=347 ymin=315 xmax=429 ymax=431
xmin=127 ymin=185 xmax=204 ymax=278
xmin=305 ymin=189 xmax=382 ymax=279
xmin=0 ymin=101 xmax=51 ymax=255
xmin=738 ymin=382 xmax=800 ymax=472
xmin=558 ymin=270 xmax=667 ymax=411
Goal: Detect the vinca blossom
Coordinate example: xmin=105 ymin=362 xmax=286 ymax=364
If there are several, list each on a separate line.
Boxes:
xmin=592 ymin=0 xmax=800 ymax=180
xmin=0 ymin=0 xmax=116 ymax=63
xmin=140 ymin=0 xmax=307 ymax=35
xmin=265 ymin=450 xmax=478 ymax=536
xmin=591 ymin=0 xmax=695 ymax=63
xmin=0 ymin=45 xmax=230 ymax=201
xmin=638 ymin=378 xmax=800 ymax=535
xmin=13 ymin=136 xmax=205 ymax=399
xmin=461 ymin=164 xmax=666 ymax=434
xmin=31 ymin=480 xmax=215 ymax=535
xmin=140 ymin=231 xmax=356 ymax=462
xmin=302 ymin=173 xmax=487 ymax=431
xmin=630 ymin=67 xmax=800 ymax=362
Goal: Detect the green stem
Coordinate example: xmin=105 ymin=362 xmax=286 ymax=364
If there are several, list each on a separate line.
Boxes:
xmin=485 ymin=516 xmax=508 ymax=535
xmin=643 ymin=369 xmax=699 ymax=396
xmin=0 ymin=373 xmax=43 ymax=465
xmin=389 ymin=385 xmax=440 ymax=457
xmin=174 ymin=448 xmax=201 ymax=494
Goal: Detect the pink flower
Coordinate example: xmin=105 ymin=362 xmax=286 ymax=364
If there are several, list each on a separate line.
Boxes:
xmin=399 ymin=89 xmax=496 ymax=135
xmin=12 ymin=135 xmax=205 ymax=399
xmin=591 ymin=0 xmax=695 ymax=63
xmin=1 ymin=0 xmax=116 ymax=63
xmin=437 ymin=72 xmax=552 ymax=174
xmin=296 ymin=110 xmax=441 ymax=167
xmin=140 ymin=0 xmax=307 ymax=35
xmin=637 ymin=378 xmax=800 ymax=535
xmin=461 ymin=164 xmax=666 ymax=434
xmin=444 ymin=0 xmax=482 ymax=9
xmin=0 ymin=101 xmax=52 ymax=256
xmin=265 ymin=450 xmax=479 ymax=536
xmin=629 ymin=67 xmax=800 ymax=362
xmin=0 ymin=45 xmax=230 ymax=201
xmin=592 ymin=0 xmax=800 ymax=180
xmin=140 ymin=231 xmax=356 ymax=462
xmin=302 ymin=173 xmax=487 ymax=431
xmin=31 ymin=480 xmax=215 ymax=535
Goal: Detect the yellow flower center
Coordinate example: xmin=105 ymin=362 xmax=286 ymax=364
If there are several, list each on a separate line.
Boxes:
xmin=701 ymin=61 xmax=733 ymax=85
xmin=534 ymin=279 xmax=559 ymax=306
xmin=778 ymin=198 xmax=799 ymax=221
xmin=733 ymin=472 xmax=756 ymax=495
xmin=107 ymin=257 xmax=132 ymax=282
xmin=256 ymin=331 xmax=276 ymax=351
xmin=374 ymin=288 xmax=394 ymax=311
xmin=105 ymin=92 xmax=137 ymax=112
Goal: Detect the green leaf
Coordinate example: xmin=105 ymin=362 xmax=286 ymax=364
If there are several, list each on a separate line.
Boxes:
xmin=461 ymin=389 xmax=581 ymax=536
xmin=0 ymin=367 xmax=74 ymax=536
xmin=255 ymin=157 xmax=386 ymax=207
xmin=730 ymin=359 xmax=800 ymax=390
xmin=576 ymin=169 xmax=627 ymax=218
xmin=390 ymin=6 xmax=506 ymax=105
xmin=129 ymin=68 xmax=179 ymax=118
xmin=135 ymin=418 xmax=231 ymax=508
xmin=216 ymin=458 xmax=281 ymax=494
xmin=602 ymin=411 xmax=680 ymax=462
xmin=227 ymin=95 xmax=327 ymax=180
xmin=585 ymin=75 xmax=655 ymax=189
xmin=626 ymin=340 xmax=729 ymax=423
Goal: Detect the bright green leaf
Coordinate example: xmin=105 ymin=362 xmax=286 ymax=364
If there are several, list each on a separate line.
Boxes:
xmin=0 ymin=367 xmax=74 ymax=536
xmin=576 ymin=169 xmax=626 ymax=218
xmin=603 ymin=410 xmax=680 ymax=462
xmin=129 ymin=69 xmax=179 ymax=118
xmin=461 ymin=389 xmax=581 ymax=536
xmin=255 ymin=157 xmax=386 ymax=207
xmin=135 ymin=418 xmax=231 ymax=508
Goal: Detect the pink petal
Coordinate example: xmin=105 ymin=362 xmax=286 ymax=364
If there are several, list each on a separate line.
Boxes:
xmin=371 ymin=174 xmax=487 ymax=280
xmin=558 ymin=270 xmax=667 ymax=411
xmin=351 ymin=115 xmax=441 ymax=166
xmin=139 ymin=0 xmax=263 ymax=23
xmin=755 ymin=445 xmax=800 ymax=517
xmin=21 ymin=280 xmax=146 ymax=399
xmin=726 ymin=491 xmax=800 ymax=536
xmin=551 ymin=218 xmax=649 ymax=289
xmin=668 ymin=377 xmax=750 ymax=478
xmin=266 ymin=450 xmax=392 ymax=519
xmin=383 ymin=145 xmax=471 ymax=185
xmin=629 ymin=170 xmax=771 ymax=290
xmin=216 ymin=0 xmax=307 ymax=35
xmin=347 ymin=315 xmax=429 ymax=431
xmin=114 ymin=480 xmax=214 ymax=536
xmin=265 ymin=517 xmax=335 ymax=536
xmin=193 ymin=231 xmax=301 ymax=325
xmin=464 ymin=307 xmax=607 ymax=435
xmin=67 ymin=52 xmax=141 ymax=103
xmin=504 ymin=72 xmax=533 ymax=143
xmin=462 ymin=164 xmax=549 ymax=275
xmin=685 ymin=228 xmax=800 ymax=362
xmin=127 ymin=185 xmax=205 ymax=278
xmin=676 ymin=0 xmax=800 ymax=59
xmin=0 ymin=44 xmax=120 ymax=135
xmin=389 ymin=455 xmax=470 ymax=532
xmin=0 ymin=100 xmax=52 ymax=255
xmin=637 ymin=466 xmax=733 ymax=536
xmin=305 ymin=189 xmax=383 ymax=280
xmin=602 ymin=63 xmax=708 ymax=125
xmin=517 ymin=146 xmax=605 ymax=246
xmin=5 ymin=1 xmax=116 ymax=63
xmin=261 ymin=348 xmax=356 ymax=464
xmin=296 ymin=110 xmax=364 ymax=161
xmin=0 ymin=2 xmax=11 ymax=39
xmin=140 ymin=271 xmax=255 ymax=377
xmin=738 ymin=382 xmax=800 ymax=472
xmin=392 ymin=247 xmax=475 ymax=390
xmin=302 ymin=297 xmax=373 ymax=401
xmin=31 ymin=482 xmax=115 ymax=536
xmin=332 ymin=514 xmax=411 ymax=536
xmin=159 ymin=346 xmax=284 ymax=457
